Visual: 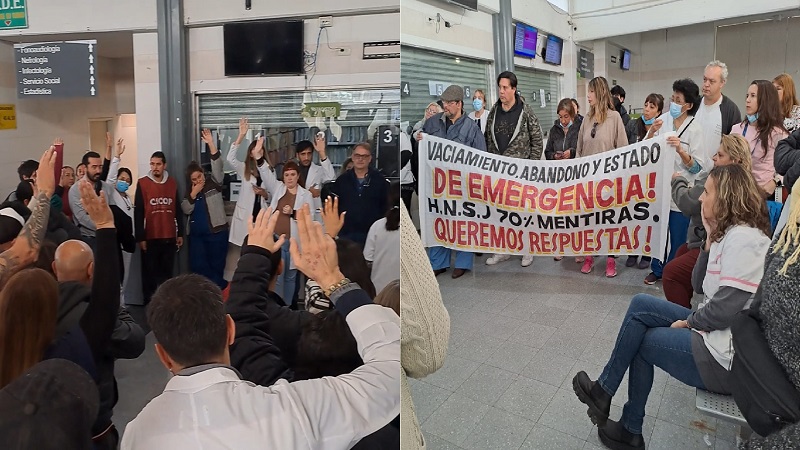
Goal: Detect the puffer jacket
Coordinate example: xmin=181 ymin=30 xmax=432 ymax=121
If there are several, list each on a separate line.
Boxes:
xmin=484 ymin=95 xmax=544 ymax=160
xmin=421 ymin=112 xmax=486 ymax=151
xmin=545 ymin=119 xmax=580 ymax=160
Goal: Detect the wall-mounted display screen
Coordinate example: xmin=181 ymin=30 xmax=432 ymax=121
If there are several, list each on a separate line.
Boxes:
xmin=224 ymin=20 xmax=304 ymax=76
xmin=514 ymin=23 xmax=538 ymax=59
xmin=543 ymin=35 xmax=563 ymax=65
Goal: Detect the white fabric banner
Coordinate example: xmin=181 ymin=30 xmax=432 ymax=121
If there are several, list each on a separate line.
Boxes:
xmin=418 ymin=133 xmax=677 ymax=258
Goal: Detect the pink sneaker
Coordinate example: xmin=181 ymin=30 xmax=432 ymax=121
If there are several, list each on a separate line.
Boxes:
xmin=606 ymin=257 xmax=617 ymax=278
xmin=581 ymin=256 xmax=594 ymax=274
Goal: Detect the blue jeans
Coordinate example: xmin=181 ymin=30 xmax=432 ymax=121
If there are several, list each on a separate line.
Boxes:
xmin=189 ymin=230 xmax=229 ymax=290
xmin=273 ymin=239 xmax=296 ymax=306
xmin=428 ymin=246 xmax=474 ymax=271
xmin=597 ymin=294 xmax=706 ymax=434
xmin=651 ymin=210 xmax=690 ymax=277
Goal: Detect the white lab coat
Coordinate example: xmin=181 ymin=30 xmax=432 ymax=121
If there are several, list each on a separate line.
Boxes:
xmin=120 ymin=304 xmax=400 ymax=450
xmin=302 ymin=158 xmax=335 ymax=214
xmin=258 ymin=163 xmax=315 ymax=269
xmin=227 ymin=142 xmax=268 ymax=246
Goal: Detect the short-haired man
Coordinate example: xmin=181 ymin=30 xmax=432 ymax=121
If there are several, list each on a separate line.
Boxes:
xmin=696 ymin=60 xmax=742 ymax=161
xmin=610 ymin=85 xmax=631 ymax=125
xmin=69 ymin=151 xmax=106 ymax=249
xmin=4 ymin=159 xmax=39 ymax=202
xmin=484 ymin=71 xmax=544 ymax=268
xmin=419 ymin=84 xmax=486 ymax=278
xmin=134 ymin=151 xmax=184 ymax=304
xmin=295 ymin=136 xmax=335 ymax=218
xmin=120 ymin=207 xmax=400 ymax=449
xmin=332 ymin=142 xmax=388 ymax=246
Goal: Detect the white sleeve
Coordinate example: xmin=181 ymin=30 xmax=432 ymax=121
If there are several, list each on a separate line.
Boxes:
xmin=363 ymin=222 xmax=379 ymax=262
xmin=226 ymin=142 xmax=244 ymax=173
xmin=280 ymin=305 xmax=401 ymax=449
xmin=257 ymin=161 xmax=282 ymax=197
xmin=107 ymin=156 xmax=121 ymax=184
xmin=718 ymin=228 xmax=769 ymax=293
xmin=319 ymin=158 xmax=335 ymax=184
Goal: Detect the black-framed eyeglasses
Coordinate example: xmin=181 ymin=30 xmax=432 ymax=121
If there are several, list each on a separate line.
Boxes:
xmin=591 ymin=122 xmax=599 ymax=138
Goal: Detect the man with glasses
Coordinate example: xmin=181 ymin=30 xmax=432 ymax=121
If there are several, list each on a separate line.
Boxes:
xmin=332 ymin=142 xmax=388 ymax=246
xmin=419 ymin=84 xmax=486 ymax=279
xmin=484 ymin=71 xmax=544 ymax=268
xmin=696 ymin=60 xmax=742 ymax=163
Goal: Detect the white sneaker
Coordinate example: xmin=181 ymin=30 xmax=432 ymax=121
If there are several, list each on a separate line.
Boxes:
xmin=486 ymin=254 xmax=511 ymax=265
xmin=521 ymin=255 xmax=534 ymax=267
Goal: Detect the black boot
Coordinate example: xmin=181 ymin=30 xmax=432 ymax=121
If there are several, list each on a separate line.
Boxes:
xmin=572 ymin=371 xmax=612 ymax=426
xmin=598 ymin=419 xmax=645 ymax=450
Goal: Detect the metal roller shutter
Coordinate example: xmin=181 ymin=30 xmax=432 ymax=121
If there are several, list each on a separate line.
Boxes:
xmin=196 ymin=88 xmax=399 ymax=173
xmin=400 ymin=46 xmax=491 ymax=129
xmin=513 ymin=66 xmax=561 ymax=138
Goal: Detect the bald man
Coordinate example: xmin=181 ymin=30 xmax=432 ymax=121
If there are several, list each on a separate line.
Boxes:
xmin=54 ymin=239 xmax=145 ymax=449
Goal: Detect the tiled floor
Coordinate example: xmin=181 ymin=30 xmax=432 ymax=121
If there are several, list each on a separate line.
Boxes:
xmin=410 ymin=255 xmax=740 ymax=450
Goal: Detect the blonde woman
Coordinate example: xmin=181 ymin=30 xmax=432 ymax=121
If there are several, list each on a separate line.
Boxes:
xmin=575 ymin=76 xmax=628 ymax=276
xmin=412 ymin=102 xmax=443 ymax=140
xmin=573 ymin=164 xmax=771 ymax=450
xmin=665 ymin=134 xmax=752 ymax=308
xmin=773 ymin=73 xmax=800 ymax=133
xmin=467 ymin=89 xmax=489 ymax=134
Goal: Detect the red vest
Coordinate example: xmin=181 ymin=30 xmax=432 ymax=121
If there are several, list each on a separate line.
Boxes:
xmin=139 ymin=176 xmax=178 ymax=240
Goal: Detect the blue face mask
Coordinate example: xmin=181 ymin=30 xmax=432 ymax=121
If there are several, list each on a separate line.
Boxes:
xmin=747 ymin=113 xmax=759 ymax=123
xmin=563 ymin=120 xmax=573 ymax=128
xmin=472 ymin=99 xmax=483 ymax=111
xmin=669 ymin=102 xmax=684 ymax=119
xmin=642 ymin=116 xmax=656 ymax=126
xmin=116 ymin=181 xmax=129 ymax=193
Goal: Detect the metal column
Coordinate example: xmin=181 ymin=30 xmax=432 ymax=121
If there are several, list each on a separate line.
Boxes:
xmin=492 ymin=0 xmax=514 ymax=75
xmin=157 ymin=0 xmax=191 ymax=272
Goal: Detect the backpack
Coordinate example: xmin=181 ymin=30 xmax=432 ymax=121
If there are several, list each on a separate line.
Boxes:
xmin=730 ymin=293 xmax=800 ymax=437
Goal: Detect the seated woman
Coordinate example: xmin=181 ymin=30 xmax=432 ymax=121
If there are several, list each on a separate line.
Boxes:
xmin=664 ymin=134 xmax=753 ymax=308
xmin=572 ymin=164 xmax=772 ymax=450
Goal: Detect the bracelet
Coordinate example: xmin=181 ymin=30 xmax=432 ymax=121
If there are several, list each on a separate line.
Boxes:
xmin=324 ymin=278 xmax=351 ymax=298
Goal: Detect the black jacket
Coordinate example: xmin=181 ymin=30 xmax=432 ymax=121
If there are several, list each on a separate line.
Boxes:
xmin=264 ymin=291 xmax=312 ymax=366
xmin=775 ymin=128 xmax=800 ymax=190
xmin=53 ymin=228 xmax=124 ymax=437
xmin=225 ymin=246 xmax=294 ymax=386
xmin=545 ymin=119 xmax=581 ymax=160
xmin=332 ymin=168 xmax=389 ymax=246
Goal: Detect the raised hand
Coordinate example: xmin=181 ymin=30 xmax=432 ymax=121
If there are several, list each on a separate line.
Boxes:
xmin=238 ymin=117 xmax=249 ymax=137
xmin=201 ymin=129 xmax=219 ymax=155
xmin=78 ymin=179 xmax=114 ymax=228
xmin=35 ymin=146 xmax=57 ymax=197
xmin=321 ymin=196 xmax=345 ymax=238
xmin=116 ymin=138 xmax=126 ymax=158
xmin=252 ymin=135 xmax=265 ymax=160
xmin=246 ymin=208 xmax=284 ymax=253
xmin=289 ymin=204 xmax=344 ymax=289
xmin=313 ymin=132 xmax=327 ymax=158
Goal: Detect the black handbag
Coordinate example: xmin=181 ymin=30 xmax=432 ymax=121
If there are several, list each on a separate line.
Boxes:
xmin=730 ymin=299 xmax=800 ymax=437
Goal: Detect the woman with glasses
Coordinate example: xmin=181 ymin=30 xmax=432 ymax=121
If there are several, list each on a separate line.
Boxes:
xmin=575 ymin=76 xmax=628 ymax=277
xmin=644 ymin=79 xmax=707 ymax=286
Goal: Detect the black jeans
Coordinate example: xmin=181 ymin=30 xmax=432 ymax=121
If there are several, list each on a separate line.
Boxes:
xmin=141 ymin=238 xmax=177 ymax=304
xmin=401 ymin=185 xmax=414 ymax=219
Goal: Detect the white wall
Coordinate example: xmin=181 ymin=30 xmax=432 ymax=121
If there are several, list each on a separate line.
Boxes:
xmin=571 ymin=0 xmax=799 ymax=41
xmin=0 ymin=41 xmax=136 ymax=196
xmin=0 ymin=0 xmax=156 ymax=37
xmin=183 ymin=0 xmax=399 ymax=26
xmin=132 ymin=33 xmax=160 ymax=180
xmin=189 ymin=13 xmax=400 ymax=93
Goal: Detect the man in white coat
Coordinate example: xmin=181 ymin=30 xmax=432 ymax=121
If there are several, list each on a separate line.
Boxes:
xmin=121 ymin=207 xmax=400 ymax=450
xmin=296 ymin=134 xmax=335 ymax=220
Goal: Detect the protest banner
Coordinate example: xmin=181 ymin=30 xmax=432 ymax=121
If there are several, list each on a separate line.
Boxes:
xmin=418 ymin=133 xmax=676 ymax=258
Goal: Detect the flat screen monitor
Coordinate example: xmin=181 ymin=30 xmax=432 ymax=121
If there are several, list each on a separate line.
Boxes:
xmin=620 ymin=49 xmax=632 ymax=71
xmin=514 ymin=23 xmax=538 ymax=59
xmin=543 ymin=35 xmax=563 ymax=65
xmin=224 ymin=20 xmax=304 ymax=76
xmin=445 ymin=0 xmax=478 ymax=11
